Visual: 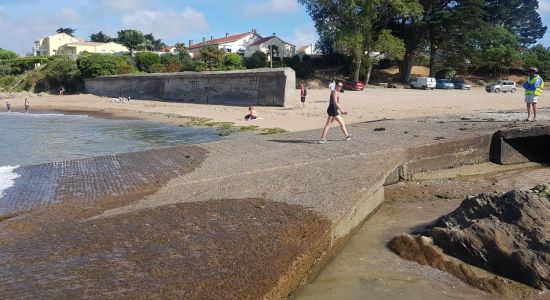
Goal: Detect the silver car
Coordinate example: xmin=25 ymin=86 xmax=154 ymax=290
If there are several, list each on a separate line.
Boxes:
xmin=485 ymin=80 xmax=517 ymax=93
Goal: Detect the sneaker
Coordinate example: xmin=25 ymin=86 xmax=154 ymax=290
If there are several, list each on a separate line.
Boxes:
xmin=318 ymin=139 xmax=328 ymax=144
xmin=345 ymin=134 xmax=354 ymax=141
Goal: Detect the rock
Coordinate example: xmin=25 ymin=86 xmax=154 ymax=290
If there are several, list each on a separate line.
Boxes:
xmin=389 ymin=234 xmax=533 ymax=299
xmin=428 ymin=189 xmax=550 ymax=290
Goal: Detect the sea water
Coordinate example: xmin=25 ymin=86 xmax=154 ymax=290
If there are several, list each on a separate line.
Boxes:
xmin=0 ymin=112 xmax=222 ymax=197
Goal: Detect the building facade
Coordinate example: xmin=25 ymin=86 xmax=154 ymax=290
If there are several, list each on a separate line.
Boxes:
xmin=187 ymin=30 xmax=263 ymax=57
xmin=33 ymin=33 xmax=128 ymax=59
xmin=245 ymin=36 xmax=296 ymax=60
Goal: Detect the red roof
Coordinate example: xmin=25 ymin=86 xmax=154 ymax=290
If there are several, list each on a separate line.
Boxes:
xmin=297 ymin=45 xmax=310 ymax=53
xmin=188 ymin=32 xmax=256 ymax=49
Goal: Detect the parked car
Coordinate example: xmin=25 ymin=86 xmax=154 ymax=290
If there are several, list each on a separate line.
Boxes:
xmin=410 ymin=77 xmax=436 ymax=89
xmin=343 ymin=80 xmax=365 ymax=91
xmin=452 ymin=80 xmax=472 ymax=90
xmin=486 ymin=80 xmax=517 ymax=93
xmin=436 ymin=79 xmax=455 ymax=89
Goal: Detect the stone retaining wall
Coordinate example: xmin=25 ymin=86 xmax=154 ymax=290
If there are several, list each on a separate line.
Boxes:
xmin=84 ymin=68 xmax=296 ymax=107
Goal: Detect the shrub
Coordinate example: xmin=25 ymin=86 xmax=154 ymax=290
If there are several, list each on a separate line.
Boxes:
xmin=224 ymin=53 xmax=244 ymax=70
xmin=302 ymin=54 xmax=311 ymax=62
xmin=293 ymin=62 xmax=315 ymax=79
xmin=272 ymin=60 xmax=285 ymax=68
xmin=197 ymin=46 xmax=226 ymax=71
xmin=117 ymin=64 xmax=135 ymax=74
xmin=0 ymin=61 xmax=14 ymax=76
xmin=283 ymin=55 xmax=300 ymax=68
xmin=245 ymin=51 xmax=267 ymax=69
xmin=163 ymin=57 xmax=183 ymax=72
xmin=0 ymin=75 xmax=19 ymax=91
xmin=42 ymin=56 xmax=81 ymax=92
xmin=77 ymin=53 xmax=128 ymax=78
xmin=134 ymin=52 xmax=160 ymax=72
xmin=148 ymin=63 xmax=165 ymax=73
xmin=0 ymin=49 xmax=18 ymax=60
xmin=435 ymin=68 xmax=457 ymax=79
xmin=11 ymin=56 xmax=50 ymax=74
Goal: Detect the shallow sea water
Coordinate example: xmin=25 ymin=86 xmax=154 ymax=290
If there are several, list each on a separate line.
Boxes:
xmin=294 ymin=166 xmax=550 ymax=300
xmin=0 ymin=112 xmax=221 ymax=166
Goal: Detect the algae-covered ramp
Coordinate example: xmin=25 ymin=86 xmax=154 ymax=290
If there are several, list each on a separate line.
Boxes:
xmin=84 ymin=68 xmax=296 ymax=107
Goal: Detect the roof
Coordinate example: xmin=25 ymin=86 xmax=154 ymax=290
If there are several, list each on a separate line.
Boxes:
xmin=188 ymin=32 xmax=255 ymax=49
xmin=249 ymin=36 xmax=294 ymax=47
xmin=64 ymin=41 xmax=123 ymax=47
xmin=162 ymin=46 xmax=176 ymax=52
xmin=297 ymin=45 xmax=311 ymax=53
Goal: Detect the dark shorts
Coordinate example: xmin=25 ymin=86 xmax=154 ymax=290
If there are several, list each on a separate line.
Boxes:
xmin=327 ymin=104 xmax=339 ymax=117
xmin=301 ymin=97 xmax=306 ymax=102
xmin=245 ymin=114 xmax=257 ymax=120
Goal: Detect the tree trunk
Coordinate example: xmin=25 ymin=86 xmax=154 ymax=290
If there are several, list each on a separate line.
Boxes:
xmin=398 ymin=50 xmax=414 ymax=83
xmin=429 ymin=39 xmax=436 ymax=77
xmin=364 ymin=63 xmax=373 ymax=86
xmin=353 ymin=51 xmax=362 ymax=82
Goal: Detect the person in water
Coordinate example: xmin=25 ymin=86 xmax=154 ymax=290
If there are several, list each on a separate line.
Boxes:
xmin=24 ymin=98 xmax=29 ymax=114
xmin=244 ymin=106 xmax=258 ymax=120
xmin=319 ymin=82 xmax=353 ymax=143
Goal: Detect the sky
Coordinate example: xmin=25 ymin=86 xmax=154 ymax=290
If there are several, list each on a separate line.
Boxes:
xmin=0 ymin=0 xmax=550 ymax=55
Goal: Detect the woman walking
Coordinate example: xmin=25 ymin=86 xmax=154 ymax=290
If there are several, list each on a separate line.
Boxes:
xmin=319 ymin=81 xmax=353 ymax=143
xmin=24 ymin=97 xmax=30 ymax=114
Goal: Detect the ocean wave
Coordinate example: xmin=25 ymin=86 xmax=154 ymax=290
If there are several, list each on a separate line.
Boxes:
xmin=0 ymin=165 xmax=20 ymax=199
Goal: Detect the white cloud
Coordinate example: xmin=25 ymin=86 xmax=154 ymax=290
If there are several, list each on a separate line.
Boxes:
xmin=122 ymin=8 xmax=208 ymax=40
xmin=539 ymin=0 xmax=550 ymax=12
xmin=245 ymin=0 xmax=299 ymax=17
xmin=291 ymin=23 xmax=318 ymax=48
xmin=0 ymin=8 xmax=84 ymax=55
xmin=96 ymin=0 xmax=148 ymax=12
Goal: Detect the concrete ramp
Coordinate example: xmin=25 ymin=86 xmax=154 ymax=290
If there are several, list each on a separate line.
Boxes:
xmin=1 ymin=118 xmax=548 ymax=298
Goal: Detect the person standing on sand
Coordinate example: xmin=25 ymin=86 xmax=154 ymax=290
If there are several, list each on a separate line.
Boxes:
xmin=24 ymin=97 xmax=29 ymax=114
xmin=523 ymin=67 xmax=544 ymax=121
xmin=6 ymin=101 xmax=10 ymax=112
xmin=59 ymin=86 xmax=65 ymax=96
xmin=319 ymin=81 xmax=353 ymax=143
xmin=300 ymin=83 xmax=307 ymax=108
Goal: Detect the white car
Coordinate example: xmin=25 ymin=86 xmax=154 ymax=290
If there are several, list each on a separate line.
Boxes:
xmin=410 ymin=77 xmax=436 ymax=90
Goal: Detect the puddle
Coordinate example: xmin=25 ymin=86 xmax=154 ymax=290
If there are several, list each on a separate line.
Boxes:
xmin=294 ymin=166 xmax=550 ymax=300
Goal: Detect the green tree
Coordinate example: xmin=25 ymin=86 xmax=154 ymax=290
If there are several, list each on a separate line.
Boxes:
xmin=522 ymin=44 xmax=550 ymax=78
xmin=245 ymin=51 xmax=268 ymax=68
xmin=175 ymin=42 xmax=186 ymax=53
xmin=144 ymin=33 xmax=167 ymax=51
xmin=363 ymin=29 xmax=405 ymax=84
xmin=474 ymin=26 xmax=521 ymax=77
xmin=116 ymin=29 xmax=146 ymax=55
xmin=224 ymin=53 xmax=244 ymax=70
xmin=42 ymin=56 xmax=81 ymax=92
xmin=134 ymin=52 xmax=160 ymax=72
xmin=77 ymin=53 xmax=128 ymax=78
xmin=0 ymin=48 xmax=18 ymax=60
xmin=484 ymin=0 xmax=546 ymax=46
xmin=56 ymin=27 xmax=76 ymax=36
xmin=90 ymin=31 xmax=112 ymax=42
xmin=11 ymin=56 xmax=50 ymax=74
xmin=197 ymin=46 xmax=226 ymax=71
xmin=148 ymin=63 xmax=165 ymax=73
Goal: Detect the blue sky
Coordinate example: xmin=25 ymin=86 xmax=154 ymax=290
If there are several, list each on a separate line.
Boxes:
xmin=1 ymin=0 xmax=550 ymax=55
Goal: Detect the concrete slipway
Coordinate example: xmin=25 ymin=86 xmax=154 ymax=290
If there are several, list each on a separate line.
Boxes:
xmin=1 ymin=114 xmax=549 ymax=299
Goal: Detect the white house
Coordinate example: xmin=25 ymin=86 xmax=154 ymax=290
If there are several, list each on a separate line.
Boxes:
xmin=245 ymin=36 xmax=296 ymax=60
xmin=33 ymin=32 xmax=83 ymax=56
xmin=297 ymin=44 xmax=314 ymax=55
xmin=188 ymin=30 xmax=262 ymax=57
xmin=33 ymin=32 xmax=128 ymax=60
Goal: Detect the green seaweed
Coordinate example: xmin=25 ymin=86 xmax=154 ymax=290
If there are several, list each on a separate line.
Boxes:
xmin=260 ymin=127 xmax=288 ymax=135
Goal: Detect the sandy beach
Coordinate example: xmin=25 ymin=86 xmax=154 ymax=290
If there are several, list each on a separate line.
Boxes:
xmin=2 ymin=87 xmax=544 ymax=132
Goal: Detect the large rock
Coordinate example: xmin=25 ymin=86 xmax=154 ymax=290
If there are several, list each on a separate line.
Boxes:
xmin=390 ymin=184 xmax=550 ymax=296
xmin=428 ymin=185 xmax=550 ymax=290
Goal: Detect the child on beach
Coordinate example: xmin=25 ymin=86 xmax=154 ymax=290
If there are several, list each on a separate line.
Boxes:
xmin=59 ymin=86 xmax=65 ymax=96
xmin=300 ymin=83 xmax=307 ymax=108
xmin=24 ymin=98 xmax=29 ymax=114
xmin=5 ymin=101 xmax=10 ymax=112
xmin=244 ymin=106 xmax=258 ymax=120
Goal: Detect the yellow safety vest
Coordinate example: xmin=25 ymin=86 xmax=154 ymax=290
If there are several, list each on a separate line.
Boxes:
xmin=525 ymin=75 xmax=544 ymax=96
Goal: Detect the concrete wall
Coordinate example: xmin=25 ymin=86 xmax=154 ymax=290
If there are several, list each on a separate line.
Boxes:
xmin=84 ymin=68 xmax=296 ymax=107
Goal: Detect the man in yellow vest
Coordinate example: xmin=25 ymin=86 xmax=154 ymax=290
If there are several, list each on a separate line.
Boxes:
xmin=523 ymin=67 xmax=544 ymax=121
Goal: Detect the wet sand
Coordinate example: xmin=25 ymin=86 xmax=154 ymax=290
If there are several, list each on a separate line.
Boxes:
xmin=294 ymin=165 xmax=550 ymax=300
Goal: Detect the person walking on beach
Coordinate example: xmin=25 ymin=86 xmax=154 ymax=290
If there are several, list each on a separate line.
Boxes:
xmin=300 ymin=83 xmax=307 ymax=108
xmin=5 ymin=101 xmax=10 ymax=112
xmin=24 ymin=97 xmax=29 ymax=114
xmin=319 ymin=81 xmax=353 ymax=143
xmin=523 ymin=67 xmax=544 ymax=121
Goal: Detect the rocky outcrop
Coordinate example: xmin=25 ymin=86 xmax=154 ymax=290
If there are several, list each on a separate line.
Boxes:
xmin=390 ymin=184 xmax=550 ymax=296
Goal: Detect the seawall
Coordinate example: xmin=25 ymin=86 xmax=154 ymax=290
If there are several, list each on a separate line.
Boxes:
xmin=83 ymin=68 xmax=296 ymax=107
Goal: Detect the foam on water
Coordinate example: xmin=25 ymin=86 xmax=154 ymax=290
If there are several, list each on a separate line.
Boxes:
xmin=0 ymin=165 xmax=19 ymax=199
